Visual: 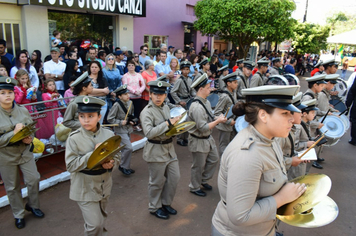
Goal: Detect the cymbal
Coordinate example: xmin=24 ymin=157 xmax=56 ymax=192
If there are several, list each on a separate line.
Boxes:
xmin=165 ymin=121 xmax=196 ymax=136
xmin=277 ymin=173 xmax=331 ymax=215
xmin=277 ymin=196 xmax=339 ymax=228
xmin=170 ymin=107 xmax=187 ymax=124
xmin=87 ymin=135 xmax=125 ymax=170
xmin=9 ymin=121 xmax=39 ymax=144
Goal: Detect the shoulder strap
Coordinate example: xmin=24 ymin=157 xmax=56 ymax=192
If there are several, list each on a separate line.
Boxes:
xmin=300 ymin=121 xmax=311 ymax=139
xmin=303 ymin=92 xmax=315 ymax=99
xmin=192 ymin=99 xmax=214 ymax=120
xmin=238 ymin=75 xmax=248 ymax=88
xmin=287 ymin=133 xmax=295 ymax=157
xmin=180 ymin=76 xmax=191 ymax=96
xmin=321 ymin=90 xmax=327 ymax=96
xmin=220 ymin=91 xmax=235 ymax=105
xmin=117 ymin=100 xmax=128 ymax=114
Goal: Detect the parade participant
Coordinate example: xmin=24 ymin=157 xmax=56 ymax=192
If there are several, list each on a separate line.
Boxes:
xmin=236 ymin=61 xmax=255 ymax=99
xmin=346 ymin=76 xmax=356 ymax=146
xmin=140 ymin=80 xmax=181 ymax=220
xmin=269 ymin=57 xmax=283 ymax=76
xmin=194 ymin=58 xmax=212 ymax=81
xmin=249 ymin=57 xmax=269 ymax=88
xmin=65 ymin=96 xmax=117 ymax=235
xmin=170 ymin=61 xmax=196 ymax=146
xmin=63 ymin=72 xmax=93 ymax=130
xmin=188 ymin=73 xmax=227 ymax=197
xmin=216 ymin=65 xmax=229 ymax=91
xmin=214 ymin=73 xmax=238 ymax=155
xmin=0 ymin=76 xmax=44 ymax=229
xmin=232 ymin=59 xmax=244 ymax=75
xmin=319 ymin=74 xmax=339 ymax=114
xmin=211 ymin=85 xmax=306 ymax=236
xmin=322 ymin=59 xmax=339 ymax=75
xmin=311 ymin=60 xmax=324 ymax=76
xmin=107 ymin=85 xmax=135 ymax=175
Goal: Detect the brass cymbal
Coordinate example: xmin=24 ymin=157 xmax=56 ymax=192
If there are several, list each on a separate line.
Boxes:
xmin=165 ymin=121 xmax=196 ymax=136
xmin=87 ymin=135 xmax=125 ymax=170
xmin=277 ymin=173 xmax=331 ymax=216
xmin=277 ymin=196 xmax=339 ymax=228
xmin=9 ymin=121 xmax=39 ymax=144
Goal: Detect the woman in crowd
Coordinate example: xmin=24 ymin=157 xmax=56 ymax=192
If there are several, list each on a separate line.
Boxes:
xmin=102 ymin=53 xmax=122 ymax=110
xmin=10 ymin=50 xmax=39 ymax=90
xmin=141 ymin=60 xmax=157 ymax=109
xmin=88 ymin=61 xmax=110 ymax=124
xmin=63 ymin=59 xmax=80 ymax=91
xmin=122 ymin=60 xmax=145 ymax=131
xmin=133 ymin=53 xmax=143 ymax=73
xmin=209 ymin=55 xmax=219 ymax=78
xmin=170 ymin=57 xmax=181 ymax=84
xmin=189 ymin=54 xmax=200 ymax=79
xmin=30 ymin=50 xmax=43 ymax=79
xmin=211 ymin=85 xmax=307 ymax=236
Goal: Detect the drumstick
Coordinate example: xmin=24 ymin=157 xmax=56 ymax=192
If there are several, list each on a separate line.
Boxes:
xmin=298 ymin=130 xmax=328 ymax=160
xmin=339 ymin=108 xmax=349 ymax=116
xmin=320 ymin=109 xmax=330 ymax=123
xmin=102 ymin=124 xmax=119 ymax=127
xmin=224 ymin=107 xmax=230 ymax=118
xmin=124 ymin=101 xmax=133 ymax=121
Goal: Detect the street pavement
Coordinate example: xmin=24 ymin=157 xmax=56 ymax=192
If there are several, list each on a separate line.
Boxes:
xmin=0 ymin=68 xmax=355 ymax=236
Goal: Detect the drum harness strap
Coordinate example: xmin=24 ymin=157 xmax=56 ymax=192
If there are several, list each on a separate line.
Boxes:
xmin=303 ymin=92 xmax=315 ymax=99
xmin=191 ymin=99 xmax=215 ymax=121
xmin=287 ymin=133 xmax=295 ymax=157
xmin=117 ymin=100 xmax=130 ymax=116
xmin=179 ymin=76 xmax=191 ymax=99
xmin=219 ymin=91 xmax=236 ymax=105
xmin=301 ymin=121 xmax=311 ymax=140
xmin=238 ymin=75 xmax=248 ymax=89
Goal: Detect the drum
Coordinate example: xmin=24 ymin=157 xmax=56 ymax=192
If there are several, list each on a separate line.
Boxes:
xmin=207 ymin=93 xmax=219 ymax=108
xmin=333 ymin=112 xmax=350 ymax=131
xmin=265 ymin=75 xmax=289 ymax=85
xmin=170 ymin=107 xmax=187 ymax=124
xmin=283 ymin=73 xmax=300 ymax=85
xmin=235 ymin=115 xmax=249 ymax=132
xmin=319 ymin=116 xmax=345 ymax=146
xmin=331 ymin=79 xmax=348 ymax=102
xmin=329 ymin=99 xmax=347 ymax=113
xmin=226 ymin=105 xmax=234 ymax=119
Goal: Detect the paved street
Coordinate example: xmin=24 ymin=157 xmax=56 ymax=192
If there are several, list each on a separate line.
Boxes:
xmin=0 ymin=69 xmax=355 ymax=236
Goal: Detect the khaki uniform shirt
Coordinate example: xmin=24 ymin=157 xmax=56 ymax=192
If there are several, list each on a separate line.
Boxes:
xmin=65 ymin=125 xmax=117 ymax=201
xmin=107 ymin=100 xmax=134 ymax=134
xmin=276 ymin=126 xmax=297 ymax=171
xmin=217 ymin=74 xmax=226 ymax=91
xmin=212 ymin=125 xmax=287 ymax=236
xmin=302 ymin=89 xmax=325 ymax=132
xmin=236 ymin=74 xmax=248 ymax=98
xmin=249 ymin=71 xmax=266 ymax=88
xmin=214 ymin=88 xmax=237 ymax=132
xmin=294 ymin=124 xmax=308 ymax=151
xmin=188 ymin=96 xmax=216 ymax=153
xmin=170 ymin=75 xmax=195 ymax=104
xmin=140 ymin=100 xmax=177 ymax=162
xmin=0 ymin=104 xmax=34 ymax=166
xmin=318 ymin=89 xmax=338 ymax=117
xmin=269 ymin=66 xmax=280 ymax=76
xmin=235 ymin=68 xmax=243 ymax=77
xmin=63 ymin=99 xmax=80 ymax=131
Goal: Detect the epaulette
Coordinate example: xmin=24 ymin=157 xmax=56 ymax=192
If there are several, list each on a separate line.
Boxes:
xmin=241 ymin=136 xmax=255 ymax=150
xmin=69 ymin=129 xmax=80 ymax=137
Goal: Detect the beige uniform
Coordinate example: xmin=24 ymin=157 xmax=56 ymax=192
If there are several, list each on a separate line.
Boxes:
xmin=214 ymin=88 xmax=237 ymax=155
xmin=63 ymin=99 xmax=80 ymax=131
xmin=249 ymin=71 xmax=267 ymax=88
xmin=212 ymin=125 xmax=288 ymax=236
xmin=140 ymin=100 xmax=180 ymax=212
xmin=269 ymin=66 xmax=280 ymax=76
xmin=318 ymin=89 xmax=338 ymax=117
xmin=65 ymin=126 xmax=118 ymax=236
xmin=0 ymin=105 xmax=41 ymax=219
xmin=217 ymin=74 xmax=226 ymax=91
xmin=107 ymin=100 xmax=134 ymax=169
xmin=302 ymin=89 xmax=325 ymax=136
xmin=188 ymin=96 xmax=219 ymax=191
xmin=236 ymin=74 xmax=248 ymax=99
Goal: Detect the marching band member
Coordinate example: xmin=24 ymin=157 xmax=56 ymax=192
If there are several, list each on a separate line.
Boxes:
xmin=216 ymin=65 xmax=229 ymax=91
xmin=0 ymin=76 xmax=44 ymax=229
xmin=319 ymin=74 xmax=339 ymax=114
xmin=140 ymin=80 xmax=181 ymax=220
xmin=188 ymin=73 xmax=227 ymax=197
xmin=269 ymin=58 xmax=283 ymax=76
xmin=236 ymin=61 xmax=255 ymax=99
xmin=194 ymin=58 xmax=212 ymax=81
xmin=211 ymin=85 xmax=306 ymax=236
xmin=249 ymin=57 xmax=269 ymax=88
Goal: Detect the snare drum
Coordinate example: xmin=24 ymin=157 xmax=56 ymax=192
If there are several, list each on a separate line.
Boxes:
xmin=331 ymin=79 xmax=348 ymax=102
xmin=226 ymin=104 xmax=234 ymax=119
xmin=265 ymin=75 xmax=289 ymax=85
xmin=319 ymin=116 xmax=345 ymax=146
xmin=283 ymin=73 xmax=300 ymax=85
xmin=207 ymin=93 xmax=219 ymax=108
xmin=235 ymin=115 xmax=249 ymax=132
xmin=333 ymin=112 xmax=350 ymax=131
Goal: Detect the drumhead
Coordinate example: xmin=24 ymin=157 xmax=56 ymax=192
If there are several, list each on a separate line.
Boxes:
xmin=333 ymin=113 xmax=350 ymax=131
xmin=226 ymin=104 xmax=234 ymax=119
xmin=265 ymin=75 xmax=289 ymax=85
xmin=319 ymin=116 xmax=345 ymax=139
xmin=332 ymin=79 xmax=348 ymax=102
xmin=235 ymin=115 xmax=249 ymax=132
xmin=207 ymin=93 xmax=219 ymax=108
xmin=283 ymin=73 xmax=300 ymax=85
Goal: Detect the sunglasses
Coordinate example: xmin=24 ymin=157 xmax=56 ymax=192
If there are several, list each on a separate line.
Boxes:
xmin=134 ymin=56 xmax=139 ymax=58
xmin=143 ymin=49 xmax=148 ymax=51
xmin=108 ymin=58 xmax=115 ymax=60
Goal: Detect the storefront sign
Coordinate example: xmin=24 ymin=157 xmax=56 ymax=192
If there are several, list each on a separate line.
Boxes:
xmin=30 ymin=0 xmax=146 ymax=17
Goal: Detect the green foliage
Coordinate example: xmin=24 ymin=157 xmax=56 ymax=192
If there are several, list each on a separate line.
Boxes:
xmin=194 ymin=0 xmax=296 ymax=58
xmin=326 ymin=12 xmax=356 ymax=36
xmin=291 ymin=22 xmax=330 ymax=54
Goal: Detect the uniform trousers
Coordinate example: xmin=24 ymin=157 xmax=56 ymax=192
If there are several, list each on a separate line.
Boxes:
xmin=218 ymin=130 xmax=236 ymax=156
xmin=0 ymin=158 xmax=40 ymax=218
xmin=77 ymin=198 xmax=109 ymax=236
xmin=189 ymin=149 xmax=219 ymax=192
xmin=147 ymin=159 xmax=180 ymax=212
xmin=177 ymin=132 xmax=188 ymax=142
xmin=117 ymin=133 xmax=133 ymax=169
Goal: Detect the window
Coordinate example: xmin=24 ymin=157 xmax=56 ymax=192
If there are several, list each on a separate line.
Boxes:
xmin=0 ymin=23 xmax=22 ymax=57
xmin=186 ymin=4 xmax=195 ymax=16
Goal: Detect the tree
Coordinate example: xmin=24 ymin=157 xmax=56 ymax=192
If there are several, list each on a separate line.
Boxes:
xmin=194 ymin=0 xmax=296 ymax=58
xmin=291 ymin=22 xmax=330 ymax=54
xmin=326 ymin=12 xmax=356 ymax=36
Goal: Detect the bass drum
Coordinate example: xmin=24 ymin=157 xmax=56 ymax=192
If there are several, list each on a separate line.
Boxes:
xmin=283 ymin=73 xmax=300 ymax=85
xmin=207 ymin=93 xmax=219 ymax=108
xmin=265 ymin=75 xmax=289 ymax=85
xmin=235 ymin=115 xmax=249 ymax=132
xmin=331 ymin=79 xmax=348 ymax=102
xmin=319 ymin=116 xmax=345 ymax=146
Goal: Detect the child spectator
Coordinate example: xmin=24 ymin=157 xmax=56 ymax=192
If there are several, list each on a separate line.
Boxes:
xmin=0 ymin=64 xmax=8 ymax=76
xmin=64 ymin=75 xmax=76 ymax=104
xmin=51 ymin=30 xmax=62 ymax=47
xmin=14 ymin=69 xmax=37 ymax=111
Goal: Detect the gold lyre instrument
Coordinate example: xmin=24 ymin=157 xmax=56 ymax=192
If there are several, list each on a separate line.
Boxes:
xmin=9 ymin=121 xmax=40 ymax=144
xmin=86 ymin=135 xmax=125 ymax=170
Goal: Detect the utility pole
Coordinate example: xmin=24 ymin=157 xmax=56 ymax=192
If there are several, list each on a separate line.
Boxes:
xmin=303 ymin=0 xmax=309 ymax=22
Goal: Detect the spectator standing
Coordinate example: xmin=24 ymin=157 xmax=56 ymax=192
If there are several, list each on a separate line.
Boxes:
xmin=10 ymin=50 xmax=39 ymax=90
xmin=189 ymin=54 xmax=200 ymax=79
xmin=58 ymin=44 xmax=67 ymax=62
xmin=284 ymin=58 xmax=297 ymax=75
xmin=51 ymin=30 xmax=61 ymax=47
xmin=133 ymin=53 xmax=143 ymax=73
xmin=139 ymin=45 xmax=150 ymax=67
xmin=170 ymin=58 xmax=181 ymax=85
xmin=153 ymin=50 xmax=161 ymax=66
xmin=141 ymin=60 xmax=157 ymax=109
xmin=63 ymin=76 xmax=76 ymax=104
xmin=103 ymin=53 xmax=122 ymax=110
xmin=154 ymin=51 xmax=172 ymax=77
xmin=14 ymin=69 xmax=37 ymax=110
xmin=0 ymin=64 xmax=8 ymax=76
xmin=122 ymin=60 xmax=146 ymax=131
xmin=63 ymin=59 xmax=80 ymax=90
xmin=173 ymin=49 xmax=183 ymax=63
xmin=30 ymin=50 xmax=43 ymax=79
xmin=97 ymin=50 xmax=107 ymax=68
xmin=341 ymin=59 xmax=349 ymax=79
xmin=43 ymin=47 xmax=67 ymax=96
xmin=115 ymin=50 xmax=125 ymax=75
xmin=0 ymin=39 xmax=14 ymax=66
xmin=167 ymin=46 xmax=175 ymax=57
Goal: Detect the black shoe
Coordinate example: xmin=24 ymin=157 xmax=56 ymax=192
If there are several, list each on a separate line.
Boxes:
xmin=162 ymin=205 xmax=177 ymax=215
xmin=177 ymin=139 xmax=187 ymax=146
xmin=317 ymin=157 xmax=325 ymax=162
xmin=25 ymin=204 xmax=45 ymax=218
xmin=190 ymin=189 xmax=207 ymax=197
xmin=15 ymin=218 xmax=25 ymax=229
xmin=201 ymin=183 xmax=212 ymax=190
xmin=349 ymin=140 xmax=356 ymax=146
xmin=119 ymin=166 xmax=131 ymax=175
xmin=183 ymin=139 xmax=189 ymax=144
xmin=150 ymin=208 xmax=169 ymax=219
xmin=312 ymin=161 xmax=323 ymax=169
xmin=128 ymin=168 xmax=135 ymax=174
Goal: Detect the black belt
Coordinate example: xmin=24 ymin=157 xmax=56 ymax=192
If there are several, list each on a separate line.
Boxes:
xmin=80 ymin=169 xmax=112 ymax=176
xmin=190 ymin=133 xmax=210 ymax=139
xmin=148 ymin=138 xmax=173 ymax=144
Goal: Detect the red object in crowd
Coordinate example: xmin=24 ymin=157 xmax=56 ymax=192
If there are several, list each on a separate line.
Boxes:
xmin=310 ymin=68 xmax=319 ymax=77
xmin=252 ymin=67 xmax=258 ymax=75
xmin=232 ymin=65 xmax=238 ymax=72
xmin=80 ymin=40 xmax=91 ymax=49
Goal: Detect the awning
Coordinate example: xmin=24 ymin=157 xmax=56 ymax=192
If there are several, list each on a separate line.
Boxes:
xmin=327 ymin=30 xmax=356 ymax=45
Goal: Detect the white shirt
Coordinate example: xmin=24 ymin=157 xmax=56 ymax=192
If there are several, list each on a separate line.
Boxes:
xmin=10 ymin=66 xmax=39 ymax=89
xmin=43 ymin=60 xmax=66 ymax=90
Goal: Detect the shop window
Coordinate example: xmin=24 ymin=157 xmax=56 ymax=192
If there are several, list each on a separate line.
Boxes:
xmin=0 ymin=23 xmax=22 ymax=57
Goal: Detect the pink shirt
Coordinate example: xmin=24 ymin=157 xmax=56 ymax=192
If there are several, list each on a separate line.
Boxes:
xmin=141 ymin=70 xmax=157 ymax=101
xmin=122 ymin=72 xmax=146 ymax=99
xmin=64 ymin=88 xmax=75 ymax=104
